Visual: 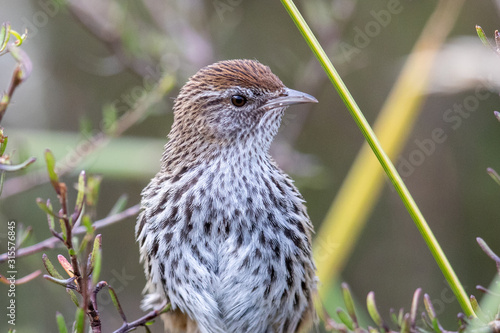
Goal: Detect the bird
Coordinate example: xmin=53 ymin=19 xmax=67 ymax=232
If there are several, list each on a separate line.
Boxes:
xmin=136 ymin=59 xmax=318 ymax=333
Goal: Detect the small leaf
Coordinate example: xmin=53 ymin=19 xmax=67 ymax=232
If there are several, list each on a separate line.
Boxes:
xmin=487 ymin=168 xmax=500 ymax=186
xmin=476 ymin=25 xmax=494 ymax=49
xmin=494 ymin=111 xmax=500 ymax=122
xmin=410 ymin=288 xmax=422 ymax=328
xmin=74 ymin=307 xmax=85 ymax=333
xmin=59 ymin=218 xmax=67 ymax=242
xmin=56 ymin=312 xmax=68 ymax=333
xmin=42 ymin=254 xmax=64 ymax=279
xmin=67 ymin=288 xmax=79 ymax=307
xmin=44 ymin=149 xmax=60 ymax=194
xmin=109 ymin=286 xmax=127 ymax=322
xmin=477 ymin=237 xmax=500 ymax=263
xmin=470 ymin=295 xmax=489 ymax=322
xmin=400 ymin=313 xmax=411 ymax=333
xmin=17 ymin=225 xmax=32 ymax=248
xmin=71 ymin=171 xmax=86 ymax=223
xmin=91 ymin=235 xmax=102 ymax=286
xmin=0 ymin=130 xmax=8 ymax=156
xmin=37 ymin=198 xmax=58 ymax=219
xmin=341 ymin=282 xmax=358 ymax=327
xmin=81 ymin=215 xmax=94 ymax=235
xmin=423 ymin=294 xmax=436 ymax=321
xmin=0 ymin=156 xmax=36 ymax=171
xmin=86 ymin=175 xmax=102 ymax=208
xmin=0 ymin=22 xmax=10 ymax=53
xmin=58 ymin=254 xmax=74 ymax=278
xmin=336 ymin=308 xmax=355 ymax=330
xmin=367 ymin=292 xmax=386 ymax=330
xmin=43 ymin=275 xmax=77 ymax=288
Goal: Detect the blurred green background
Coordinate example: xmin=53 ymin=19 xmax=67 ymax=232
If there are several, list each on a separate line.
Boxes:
xmin=1 ymin=0 xmax=500 ymax=331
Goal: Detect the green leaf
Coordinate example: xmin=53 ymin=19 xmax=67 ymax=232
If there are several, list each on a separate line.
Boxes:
xmin=46 ymin=199 xmax=56 ymax=231
xmin=82 ymin=215 xmax=94 ymax=234
xmin=367 ymin=292 xmax=384 ymax=329
xmin=91 ymin=234 xmax=102 ymax=285
xmin=0 ymin=156 xmax=36 ymax=171
xmin=0 ymin=131 xmax=8 ymax=156
xmin=336 ymin=308 xmax=354 ymax=330
xmin=42 ymin=254 xmax=64 ymax=279
xmin=67 ymin=289 xmax=79 ymax=307
xmin=109 ymin=286 xmax=127 ymax=321
xmin=400 ymin=313 xmax=411 ymax=333
xmin=43 ymin=275 xmax=75 ymax=288
xmin=423 ymin=294 xmax=436 ymax=322
xmin=17 ymin=225 xmax=32 ymax=248
xmin=476 ymin=25 xmax=494 ymax=49
xmin=410 ymin=288 xmax=422 ymax=327
xmin=487 ymin=168 xmax=500 ymax=186
xmin=72 ymin=171 xmax=86 ymax=224
xmin=341 ymin=282 xmax=358 ymax=327
xmin=74 ymin=307 xmax=85 ymax=333
xmin=44 ymin=149 xmax=61 ymax=194
xmin=59 ymin=218 xmax=67 ymax=242
xmin=86 ymin=175 xmax=102 ymax=208
xmin=0 ymin=22 xmax=10 ymax=53
xmin=37 ymin=198 xmax=58 ymax=219
xmin=56 ymin=312 xmax=68 ymax=333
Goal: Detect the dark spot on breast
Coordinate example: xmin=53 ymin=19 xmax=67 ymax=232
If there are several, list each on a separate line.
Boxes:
xmin=285 ymin=257 xmax=294 ymax=287
xmin=268 ymin=213 xmax=279 ymax=230
xmin=164 ymin=232 xmax=173 ymax=243
xmin=159 ymin=262 xmax=165 ymax=275
xmin=259 ymin=231 xmax=266 ymax=245
xmin=172 ymin=257 xmax=179 ymax=270
xmin=254 ymin=248 xmax=262 ymax=259
xmin=204 ymin=221 xmax=212 ymax=234
xmin=264 ymin=284 xmax=271 ymax=299
xmin=271 ymin=239 xmax=281 ymax=258
xmin=240 ymin=256 xmax=250 ymax=269
xmin=150 ymin=238 xmax=159 ymax=257
xmin=180 ymin=222 xmax=194 ymax=241
xmin=294 ymin=292 xmax=300 ymax=309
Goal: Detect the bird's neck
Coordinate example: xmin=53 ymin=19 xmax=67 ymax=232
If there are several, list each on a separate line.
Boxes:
xmin=160 ymin=132 xmax=271 ymax=174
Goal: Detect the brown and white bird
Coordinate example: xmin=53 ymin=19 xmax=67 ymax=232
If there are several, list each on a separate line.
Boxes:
xmin=136 ymin=59 xmax=318 ymax=333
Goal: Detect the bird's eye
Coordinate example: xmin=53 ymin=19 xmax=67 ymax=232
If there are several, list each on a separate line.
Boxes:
xmin=231 ymin=95 xmax=247 ymax=107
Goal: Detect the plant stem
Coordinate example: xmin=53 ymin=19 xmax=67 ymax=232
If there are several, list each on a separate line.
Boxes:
xmin=280 ymin=0 xmax=474 ymax=317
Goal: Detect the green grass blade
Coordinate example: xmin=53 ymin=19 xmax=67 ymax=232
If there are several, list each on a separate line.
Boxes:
xmin=280 ymin=0 xmax=474 ymax=317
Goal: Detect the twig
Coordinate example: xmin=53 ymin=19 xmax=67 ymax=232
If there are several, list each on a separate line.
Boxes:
xmin=113 ymin=302 xmax=170 ymax=333
xmin=0 ymin=204 xmax=140 ymax=262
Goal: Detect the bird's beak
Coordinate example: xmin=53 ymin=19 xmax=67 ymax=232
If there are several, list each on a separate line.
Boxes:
xmin=263 ymin=88 xmax=318 ymax=111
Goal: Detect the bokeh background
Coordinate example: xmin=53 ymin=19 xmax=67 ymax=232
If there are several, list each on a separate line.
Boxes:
xmin=1 ymin=0 xmax=500 ymax=331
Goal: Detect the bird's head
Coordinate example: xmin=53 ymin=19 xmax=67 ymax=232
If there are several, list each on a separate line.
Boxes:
xmin=170 ymin=59 xmax=317 ymax=152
